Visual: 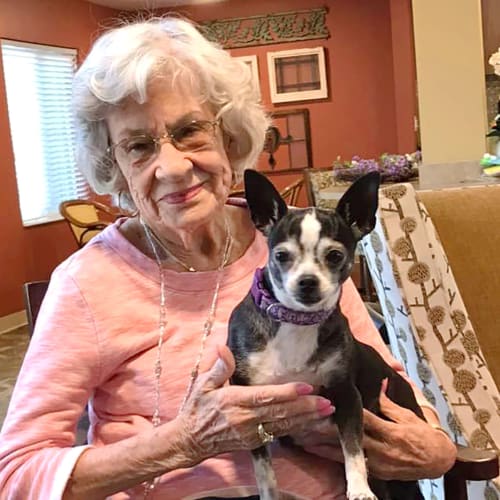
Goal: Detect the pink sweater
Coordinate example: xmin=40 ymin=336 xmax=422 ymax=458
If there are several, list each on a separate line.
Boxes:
xmin=0 ymin=214 xmax=427 ymax=500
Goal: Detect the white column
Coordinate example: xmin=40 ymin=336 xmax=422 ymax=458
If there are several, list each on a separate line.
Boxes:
xmin=412 ymin=0 xmax=487 ymax=170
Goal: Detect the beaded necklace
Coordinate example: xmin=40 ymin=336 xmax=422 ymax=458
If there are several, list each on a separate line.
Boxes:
xmin=140 ymin=216 xmax=232 ymax=496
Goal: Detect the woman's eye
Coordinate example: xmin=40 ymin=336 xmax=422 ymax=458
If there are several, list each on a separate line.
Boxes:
xmin=326 ymin=250 xmax=344 ymax=266
xmin=177 ymin=124 xmax=200 ymax=139
xmin=125 ymin=138 xmax=155 ymax=155
xmin=274 ymin=250 xmax=291 ymax=263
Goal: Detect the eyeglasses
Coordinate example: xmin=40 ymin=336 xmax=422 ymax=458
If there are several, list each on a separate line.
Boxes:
xmin=108 ymin=119 xmax=220 ymax=167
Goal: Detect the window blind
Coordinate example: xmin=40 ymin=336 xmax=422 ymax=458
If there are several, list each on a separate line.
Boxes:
xmin=1 ymin=40 xmax=88 ymax=226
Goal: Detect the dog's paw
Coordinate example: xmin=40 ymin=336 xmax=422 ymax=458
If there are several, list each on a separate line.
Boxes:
xmin=347 ymin=489 xmax=377 ymax=500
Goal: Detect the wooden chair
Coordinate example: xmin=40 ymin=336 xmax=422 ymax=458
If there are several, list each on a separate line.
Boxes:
xmin=229 ymin=188 xmax=245 ymax=198
xmin=230 ymin=177 xmax=303 ymax=206
xmin=22 ymin=281 xmax=50 ymax=336
xmin=22 ymin=279 xmax=89 ymax=444
xmin=279 ymin=178 xmax=304 ymax=206
xmin=362 ymin=182 xmax=500 ymax=499
xmin=59 ymin=199 xmax=119 ymax=248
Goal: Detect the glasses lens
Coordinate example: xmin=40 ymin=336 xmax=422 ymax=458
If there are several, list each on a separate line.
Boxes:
xmin=172 ymin=121 xmax=216 ymax=151
xmin=117 ymin=135 xmax=157 ymax=166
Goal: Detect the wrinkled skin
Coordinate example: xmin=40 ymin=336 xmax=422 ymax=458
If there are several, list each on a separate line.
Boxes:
xmin=294 ymin=388 xmax=457 ymax=481
xmin=175 ymin=345 xmax=335 ymax=464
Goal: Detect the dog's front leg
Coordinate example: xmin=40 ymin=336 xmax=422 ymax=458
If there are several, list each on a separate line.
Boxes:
xmin=324 ymin=383 xmax=376 ymax=500
xmin=251 ymin=445 xmax=279 ymax=500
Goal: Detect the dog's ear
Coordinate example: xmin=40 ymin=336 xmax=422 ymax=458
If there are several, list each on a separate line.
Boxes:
xmin=244 ymin=169 xmax=288 ymax=235
xmin=335 ymin=172 xmax=380 ymax=240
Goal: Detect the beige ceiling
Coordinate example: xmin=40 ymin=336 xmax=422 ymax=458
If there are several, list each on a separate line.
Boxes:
xmin=87 ymin=0 xmax=226 ymax=10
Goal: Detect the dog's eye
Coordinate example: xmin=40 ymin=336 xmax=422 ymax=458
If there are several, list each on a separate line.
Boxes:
xmin=325 ymin=249 xmax=344 ymax=266
xmin=274 ymin=250 xmax=291 ymax=264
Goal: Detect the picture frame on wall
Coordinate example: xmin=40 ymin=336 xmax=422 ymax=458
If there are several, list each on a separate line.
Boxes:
xmin=234 ymin=54 xmax=260 ymax=96
xmin=267 ymin=47 xmax=328 ymax=104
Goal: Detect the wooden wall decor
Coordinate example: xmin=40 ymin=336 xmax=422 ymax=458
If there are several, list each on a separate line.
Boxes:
xmin=260 ymin=108 xmax=313 ymax=173
xmin=201 ymin=8 xmax=329 ymax=49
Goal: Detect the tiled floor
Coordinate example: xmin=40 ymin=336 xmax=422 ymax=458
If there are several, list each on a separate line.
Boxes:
xmin=0 ymin=326 xmax=30 ymax=426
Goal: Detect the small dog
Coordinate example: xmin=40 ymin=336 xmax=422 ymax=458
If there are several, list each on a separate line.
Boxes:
xmin=227 ymin=170 xmax=425 ymax=500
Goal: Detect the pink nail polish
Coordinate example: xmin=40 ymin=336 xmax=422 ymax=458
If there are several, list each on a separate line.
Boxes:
xmin=318 ymin=405 xmax=335 ymax=417
xmin=295 ymin=383 xmax=314 ymax=395
xmin=316 ymin=398 xmax=332 ymax=410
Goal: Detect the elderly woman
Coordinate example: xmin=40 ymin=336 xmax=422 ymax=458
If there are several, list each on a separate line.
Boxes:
xmin=0 ymin=16 xmax=455 ymax=500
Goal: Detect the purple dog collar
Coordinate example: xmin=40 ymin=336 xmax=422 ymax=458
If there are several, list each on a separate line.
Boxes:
xmin=250 ymin=268 xmax=333 ymax=325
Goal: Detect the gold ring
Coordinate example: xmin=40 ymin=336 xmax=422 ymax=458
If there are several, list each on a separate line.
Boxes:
xmin=257 ymin=423 xmax=275 ymax=444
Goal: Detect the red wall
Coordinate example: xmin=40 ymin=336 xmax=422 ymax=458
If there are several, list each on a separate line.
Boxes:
xmin=164 ymin=0 xmax=417 ymax=199
xmin=0 ymin=0 xmax=416 ymax=318
xmin=0 ymin=0 xmax=119 ymax=317
xmin=166 ymin=0 xmax=417 ymax=163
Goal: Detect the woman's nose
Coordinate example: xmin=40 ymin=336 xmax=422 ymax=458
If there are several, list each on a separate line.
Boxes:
xmin=153 ymin=140 xmax=192 ymax=178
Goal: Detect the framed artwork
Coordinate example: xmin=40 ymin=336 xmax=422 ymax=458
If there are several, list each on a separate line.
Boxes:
xmin=267 ymin=47 xmax=328 ymax=103
xmin=234 ymin=54 xmax=260 ymax=95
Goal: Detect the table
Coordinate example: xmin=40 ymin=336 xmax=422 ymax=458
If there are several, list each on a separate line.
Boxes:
xmin=318 ymin=175 xmax=500 ymax=203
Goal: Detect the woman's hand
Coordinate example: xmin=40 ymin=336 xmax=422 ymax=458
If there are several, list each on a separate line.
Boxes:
xmin=362 ymin=391 xmax=457 ymax=480
xmin=301 ymin=391 xmax=457 ymax=481
xmin=175 ymin=345 xmax=335 ymax=465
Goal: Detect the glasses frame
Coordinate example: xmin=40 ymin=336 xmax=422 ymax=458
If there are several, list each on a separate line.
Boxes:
xmin=107 ymin=119 xmax=220 ymax=166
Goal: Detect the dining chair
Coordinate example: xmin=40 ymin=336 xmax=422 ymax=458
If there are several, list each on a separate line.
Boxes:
xmin=229 ymin=187 xmax=246 ymax=199
xmin=303 ymin=166 xmax=338 ymax=209
xmin=59 ymin=199 xmax=120 ymax=248
xmin=22 ymin=281 xmax=50 ymax=336
xmin=22 ymin=279 xmax=90 ymax=445
xmin=279 ymin=178 xmax=304 ymax=206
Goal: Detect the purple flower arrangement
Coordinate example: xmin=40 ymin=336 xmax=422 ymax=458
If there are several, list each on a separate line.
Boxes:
xmin=333 ymin=151 xmax=421 ymax=183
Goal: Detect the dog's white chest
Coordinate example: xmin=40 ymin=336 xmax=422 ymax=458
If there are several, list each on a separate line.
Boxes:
xmin=247 ymin=324 xmax=340 ymax=387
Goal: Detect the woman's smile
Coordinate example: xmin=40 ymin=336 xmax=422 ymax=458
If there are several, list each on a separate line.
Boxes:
xmin=162 ymin=181 xmax=206 ymax=205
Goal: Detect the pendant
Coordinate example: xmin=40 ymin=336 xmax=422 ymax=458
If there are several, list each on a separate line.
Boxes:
xmin=188 ymin=266 xmax=196 ymax=272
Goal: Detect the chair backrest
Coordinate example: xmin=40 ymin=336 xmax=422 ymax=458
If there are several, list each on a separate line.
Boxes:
xmin=418 ymin=185 xmax=500 ymax=388
xmin=229 ymin=188 xmax=245 ymax=198
xmin=303 ymin=167 xmax=337 ymax=209
xmin=279 ymin=178 xmax=303 ymax=206
xmin=59 ymin=199 xmax=115 ymax=248
xmin=362 ymin=182 xmax=500 ymax=496
xmin=22 ymin=281 xmax=49 ymax=336
xmin=22 ymin=279 xmax=91 ymax=444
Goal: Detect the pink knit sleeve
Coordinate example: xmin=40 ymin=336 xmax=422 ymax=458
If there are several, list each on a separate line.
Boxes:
xmin=0 ymin=266 xmax=100 ymax=499
xmin=339 ymin=278 xmax=431 ymax=408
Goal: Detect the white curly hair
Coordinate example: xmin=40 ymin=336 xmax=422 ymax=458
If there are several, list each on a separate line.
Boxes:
xmin=72 ymin=15 xmax=270 ymax=208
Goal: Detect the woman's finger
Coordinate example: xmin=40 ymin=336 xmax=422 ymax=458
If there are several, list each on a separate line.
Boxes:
xmin=202 ymin=352 xmax=235 ymax=391
xmin=227 ymin=382 xmax=316 ymax=406
xmin=378 ymin=392 xmax=421 ymax=424
xmin=255 ymin=396 xmax=334 ymax=422
xmin=362 ymin=409 xmax=394 ymax=435
xmin=263 ymin=411 xmax=334 ymax=439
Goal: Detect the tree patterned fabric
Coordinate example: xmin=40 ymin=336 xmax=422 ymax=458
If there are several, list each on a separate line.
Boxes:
xmin=362 ymin=182 xmax=500 ymax=500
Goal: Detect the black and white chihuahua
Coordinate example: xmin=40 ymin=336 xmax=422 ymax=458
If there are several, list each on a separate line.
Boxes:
xmin=227 ymin=170 xmax=425 ymax=500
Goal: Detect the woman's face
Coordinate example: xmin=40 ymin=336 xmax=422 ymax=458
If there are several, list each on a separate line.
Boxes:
xmin=107 ymin=84 xmax=233 ymax=234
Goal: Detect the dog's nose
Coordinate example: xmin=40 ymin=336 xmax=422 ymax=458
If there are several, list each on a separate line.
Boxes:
xmin=298 ymin=274 xmax=319 ymax=291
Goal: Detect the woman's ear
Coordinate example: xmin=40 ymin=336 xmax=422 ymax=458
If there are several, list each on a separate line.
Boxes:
xmin=223 ymin=132 xmax=244 ymax=166
xmin=223 ymin=132 xmax=234 ymax=153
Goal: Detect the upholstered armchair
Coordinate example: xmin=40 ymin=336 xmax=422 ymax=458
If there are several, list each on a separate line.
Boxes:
xmin=303 ymin=167 xmax=339 ymax=209
xmin=362 ymin=182 xmax=500 ymax=499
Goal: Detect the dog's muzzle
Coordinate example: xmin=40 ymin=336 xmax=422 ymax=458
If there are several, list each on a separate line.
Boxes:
xmin=257 ymin=423 xmax=274 ymax=444
xmin=295 ymin=274 xmax=322 ymax=304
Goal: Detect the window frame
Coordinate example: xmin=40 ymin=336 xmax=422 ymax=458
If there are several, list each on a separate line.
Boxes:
xmin=1 ymin=39 xmax=86 ymax=227
xmin=267 ymin=46 xmax=328 ymax=104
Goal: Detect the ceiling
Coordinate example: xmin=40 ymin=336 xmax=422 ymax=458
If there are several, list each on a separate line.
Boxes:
xmin=87 ymin=0 xmax=226 ymax=10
